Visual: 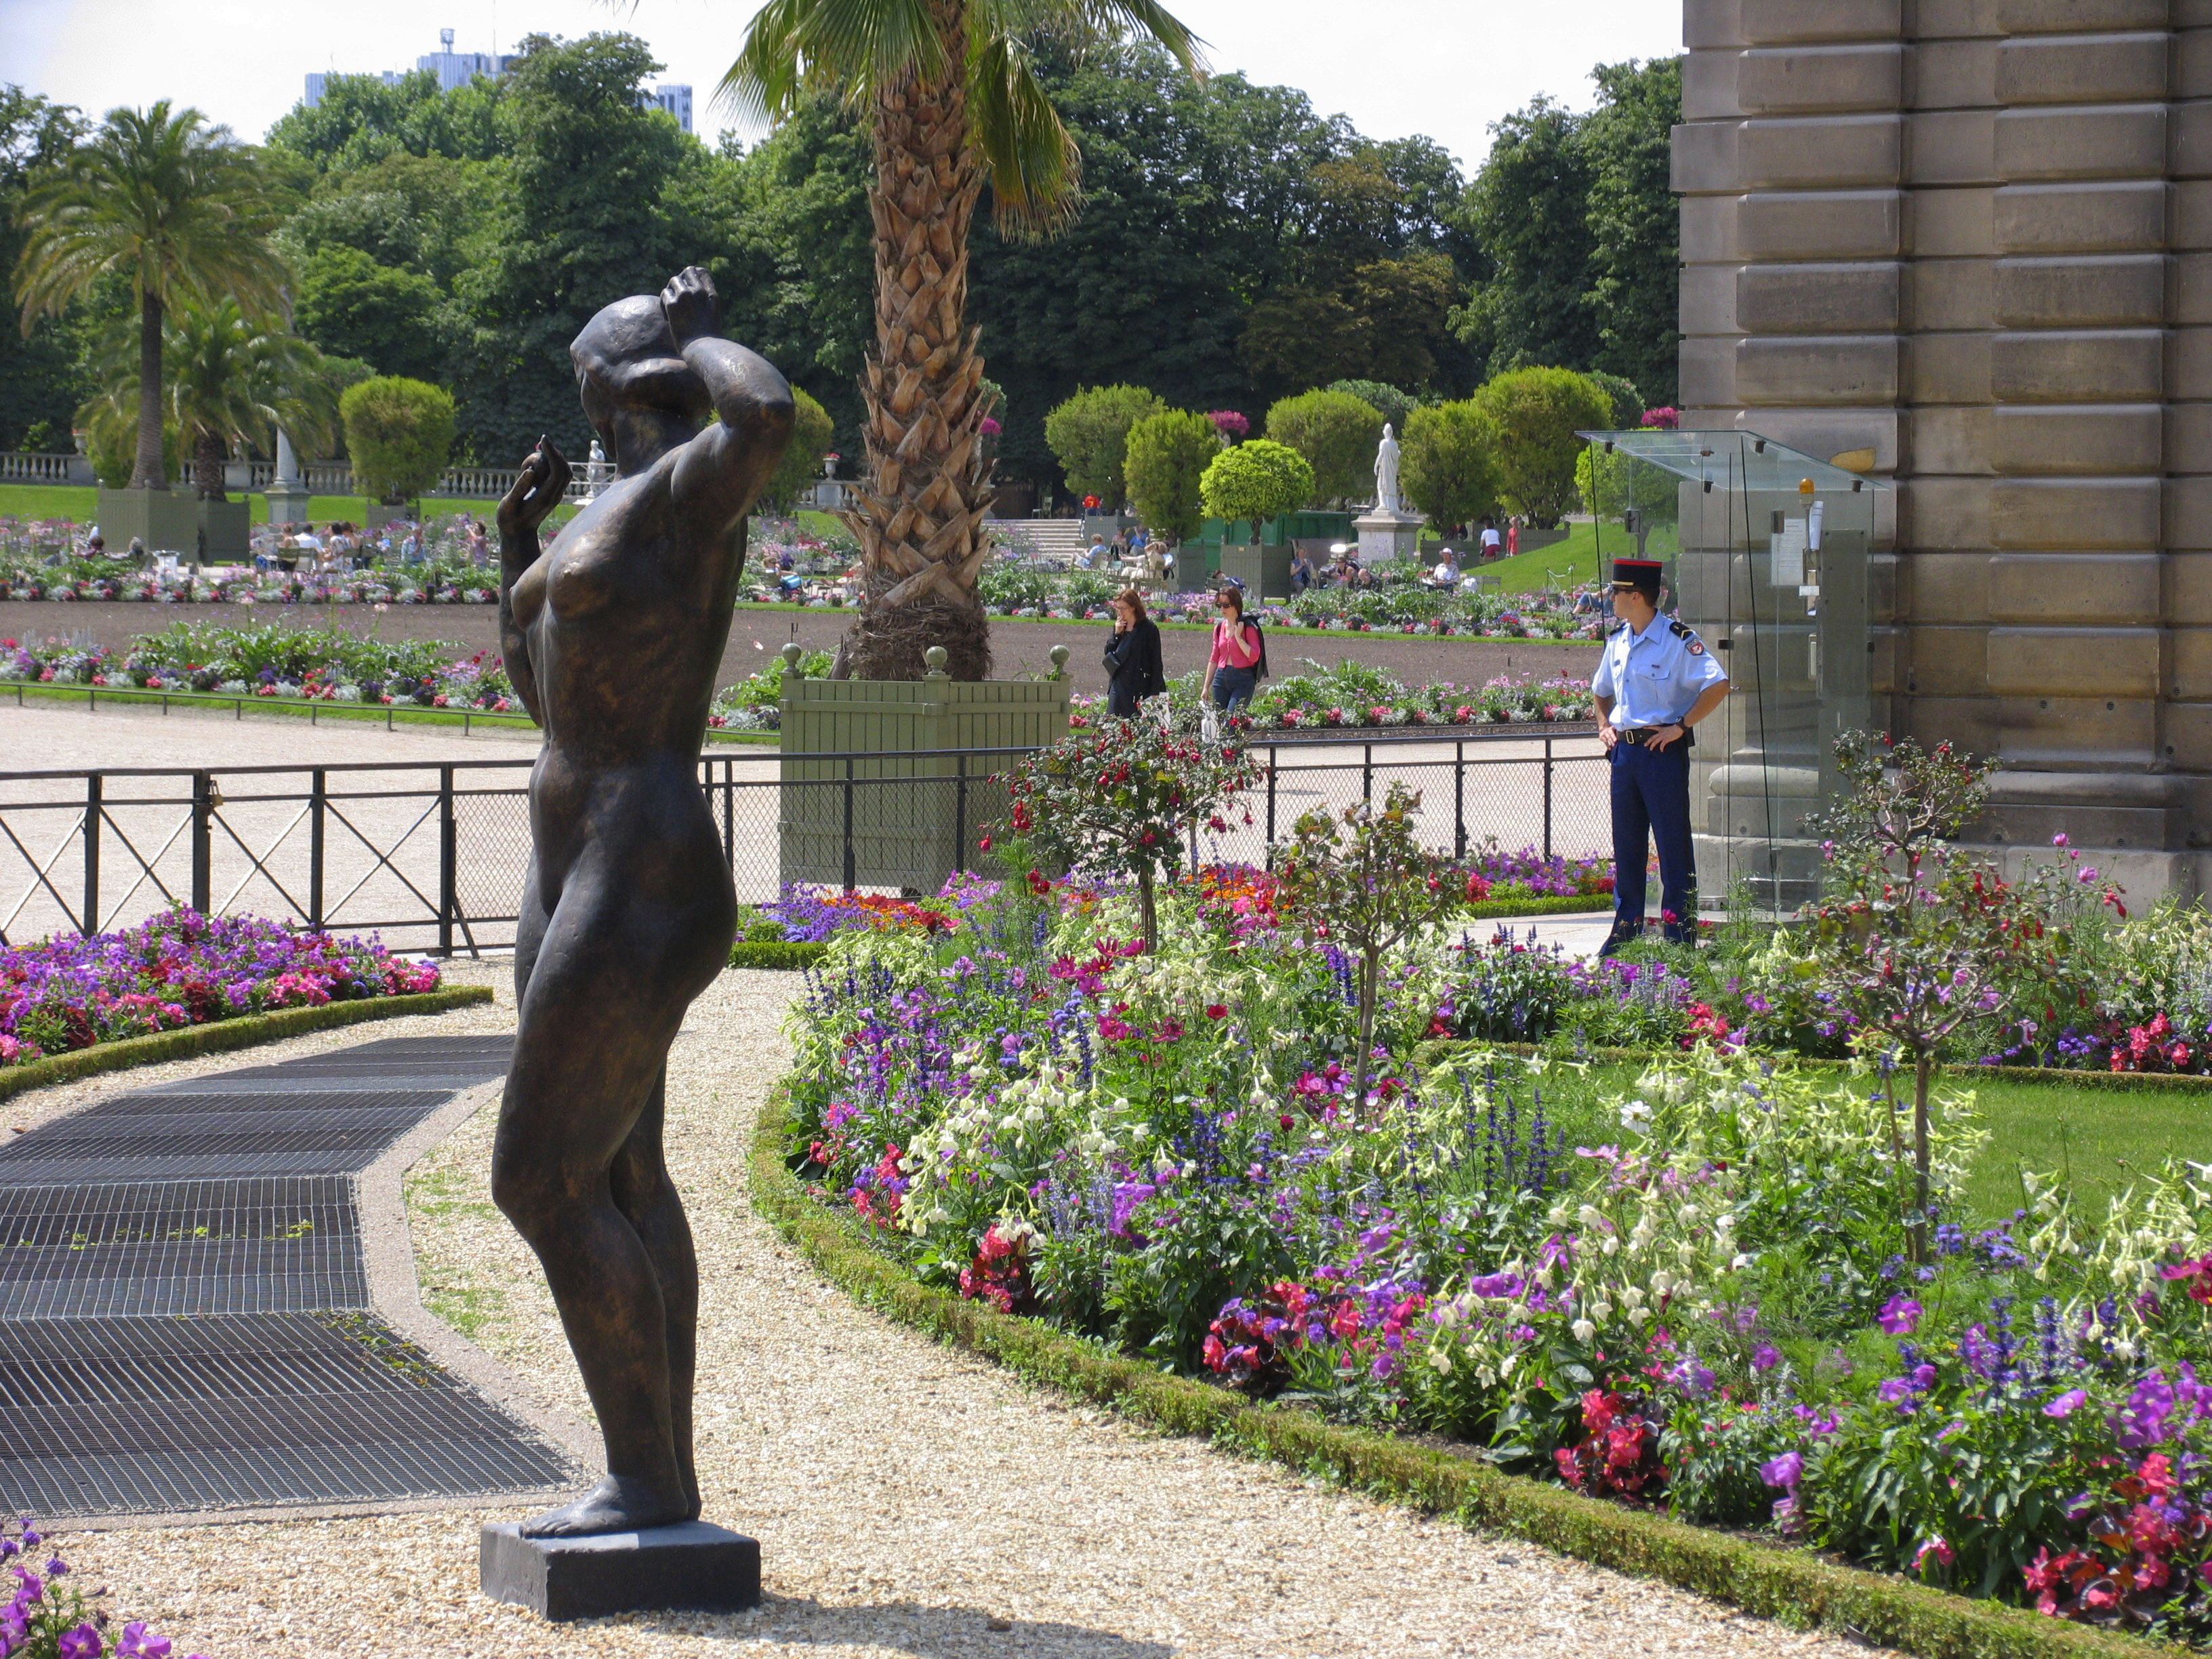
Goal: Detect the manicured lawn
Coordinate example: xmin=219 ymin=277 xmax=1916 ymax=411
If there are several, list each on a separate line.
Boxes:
xmin=0 ymin=483 xmax=579 ymax=529
xmin=1451 ymin=518 xmax=1683 ymax=595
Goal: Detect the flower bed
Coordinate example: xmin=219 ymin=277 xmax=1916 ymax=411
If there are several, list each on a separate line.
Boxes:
xmin=778 ymin=864 xmax=2212 ymax=1643
xmin=0 ymin=909 xmax=442 ymax=1068
xmin=1061 ymin=658 xmax=1598 ymax=733
xmin=0 ymin=1515 xmax=204 ymax=1658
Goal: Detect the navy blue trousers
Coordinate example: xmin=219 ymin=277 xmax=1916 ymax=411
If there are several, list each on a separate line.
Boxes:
xmin=1607 ymin=738 xmax=1697 ymax=946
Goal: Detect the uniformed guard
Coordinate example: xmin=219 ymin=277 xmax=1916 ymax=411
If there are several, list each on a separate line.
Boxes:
xmin=1591 ymin=557 xmax=1730 ymax=954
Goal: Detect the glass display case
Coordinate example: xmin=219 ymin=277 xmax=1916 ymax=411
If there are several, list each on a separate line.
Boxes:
xmin=1576 ymin=430 xmax=1889 ymax=914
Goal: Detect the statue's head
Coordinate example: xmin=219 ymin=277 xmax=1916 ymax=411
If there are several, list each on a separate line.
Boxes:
xmin=571 ymin=295 xmax=710 ymax=471
xmin=1382 ymin=423 xmax=1395 ymax=441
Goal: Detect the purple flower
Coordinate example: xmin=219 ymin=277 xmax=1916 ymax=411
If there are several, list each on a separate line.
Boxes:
xmin=1877 ymin=1295 xmax=1922 ymax=1336
xmin=1876 ymin=1378 xmax=1918 ymax=1413
xmin=1759 ymin=1450 xmax=1803 ymax=1493
xmin=1751 ymin=1342 xmax=1782 ymax=1372
xmin=117 ymin=1620 xmax=173 ymax=1658
xmin=2043 ymin=1388 xmax=2087 ymax=1418
xmin=58 ymin=1624 xmax=100 ymax=1659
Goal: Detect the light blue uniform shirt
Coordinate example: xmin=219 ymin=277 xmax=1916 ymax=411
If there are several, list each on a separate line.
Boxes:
xmin=1591 ymin=614 xmax=1729 ymax=729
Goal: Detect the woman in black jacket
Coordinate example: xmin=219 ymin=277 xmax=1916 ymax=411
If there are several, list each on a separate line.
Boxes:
xmin=1102 ymin=586 xmax=1166 ymax=718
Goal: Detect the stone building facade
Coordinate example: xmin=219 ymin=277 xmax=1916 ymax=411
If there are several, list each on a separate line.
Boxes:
xmin=1674 ymin=0 xmax=2212 ymax=891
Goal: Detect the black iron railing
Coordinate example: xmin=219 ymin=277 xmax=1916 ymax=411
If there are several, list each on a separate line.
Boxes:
xmin=0 ymin=729 xmax=1605 ymax=956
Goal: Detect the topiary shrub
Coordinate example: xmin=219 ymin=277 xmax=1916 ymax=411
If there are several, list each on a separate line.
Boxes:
xmin=340 ymin=375 xmax=456 ymax=505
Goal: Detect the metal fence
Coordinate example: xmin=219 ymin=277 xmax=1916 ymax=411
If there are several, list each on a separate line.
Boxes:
xmin=0 ymin=729 xmax=1606 ymax=956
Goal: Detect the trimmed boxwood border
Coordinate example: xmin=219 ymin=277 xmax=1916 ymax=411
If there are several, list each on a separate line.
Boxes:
xmin=1459 ymin=897 xmax=1612 ymax=923
xmin=1412 ymin=1037 xmax=2212 ymax=1095
xmin=749 ymin=1083 xmax=2152 ymax=1659
xmin=0 ymin=985 xmax=494 ymax=1104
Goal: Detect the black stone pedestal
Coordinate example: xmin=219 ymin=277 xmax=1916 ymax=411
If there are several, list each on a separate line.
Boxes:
xmin=480 ymin=1521 xmax=761 ymax=1620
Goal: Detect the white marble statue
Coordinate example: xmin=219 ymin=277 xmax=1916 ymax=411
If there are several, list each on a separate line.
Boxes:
xmin=1374 ymin=423 xmax=1401 ymax=514
xmin=581 ymin=438 xmax=613 ymax=503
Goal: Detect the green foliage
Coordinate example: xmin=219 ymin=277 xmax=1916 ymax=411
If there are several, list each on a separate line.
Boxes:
xmin=1475 ymin=367 xmax=1614 ymax=528
xmin=1583 ymin=59 xmax=1683 ymax=409
xmin=1582 ymin=369 xmax=1642 ymax=428
xmin=1459 ymin=99 xmax=1597 ymax=382
xmin=1122 ymin=409 xmax=1219 ymax=542
xmin=0 ymin=89 xmax=90 ymax=453
xmin=81 ymin=409 xmax=178 ymax=490
xmin=1400 ymin=401 xmax=1502 ymax=533
xmin=340 ymin=376 xmax=455 ymax=502
xmin=1043 ymin=384 xmax=1165 ymax=504
xmin=1198 ymin=438 xmax=1313 ymax=523
xmin=1265 ymin=388 xmax=1385 ymax=507
xmin=761 ymin=388 xmax=837 ymax=512
xmin=294 ymin=244 xmax=447 ymax=384
xmin=1328 ymin=378 xmax=1416 ymax=430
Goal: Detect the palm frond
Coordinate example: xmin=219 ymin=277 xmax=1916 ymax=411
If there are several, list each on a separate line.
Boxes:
xmin=972 ymin=0 xmax=1205 ymax=77
xmin=719 ymin=0 xmax=955 ymax=123
xmin=964 ymin=32 xmax=1082 ymax=237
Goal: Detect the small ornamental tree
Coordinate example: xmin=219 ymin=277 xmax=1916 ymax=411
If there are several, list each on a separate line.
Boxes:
xmin=1199 ymin=438 xmax=1313 ymax=529
xmin=1800 ymin=732 xmax=2122 ymax=1259
xmin=760 ymin=386 xmax=836 ymax=511
xmin=339 ymin=375 xmax=454 ymax=504
xmin=1273 ymin=781 xmax=1459 ymax=1111
xmin=1123 ymin=409 xmax=1218 ymax=544
xmin=1043 ymin=383 xmax=1164 ymax=507
xmin=1401 ymin=401 xmax=1502 ymax=535
xmin=994 ymin=714 xmax=1260 ymax=951
xmin=1474 ymin=367 xmax=1612 ymax=529
xmin=1265 ymin=387 xmax=1384 ymax=508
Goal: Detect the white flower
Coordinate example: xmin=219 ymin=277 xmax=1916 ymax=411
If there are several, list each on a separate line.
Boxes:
xmin=1618 ymin=1098 xmax=1653 ymax=1130
xmin=1572 ymin=1319 xmax=1595 ymax=1343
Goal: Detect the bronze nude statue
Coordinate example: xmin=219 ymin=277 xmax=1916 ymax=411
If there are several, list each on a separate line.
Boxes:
xmin=493 ymin=267 xmax=793 ymax=1536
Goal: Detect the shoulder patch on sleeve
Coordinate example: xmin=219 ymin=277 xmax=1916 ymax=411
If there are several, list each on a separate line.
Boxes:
xmin=1668 ymin=619 xmax=1693 ymax=640
xmin=1687 ymin=640 xmax=1705 ymax=655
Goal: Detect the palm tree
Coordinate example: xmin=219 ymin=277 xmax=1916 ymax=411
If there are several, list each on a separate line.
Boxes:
xmin=14 ymin=102 xmax=289 ymax=491
xmin=724 ymin=0 xmax=1202 ymax=680
xmin=79 ymin=300 xmax=339 ymax=501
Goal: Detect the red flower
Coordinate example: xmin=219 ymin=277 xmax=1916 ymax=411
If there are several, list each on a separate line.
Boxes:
xmin=1204 ymin=1004 xmax=1227 ymax=1019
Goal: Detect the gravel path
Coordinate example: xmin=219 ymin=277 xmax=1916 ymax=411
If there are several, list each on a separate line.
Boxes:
xmin=41 ymin=967 xmax=1874 ymax=1658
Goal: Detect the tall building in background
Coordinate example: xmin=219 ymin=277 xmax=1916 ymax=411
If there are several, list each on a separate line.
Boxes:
xmin=304 ymin=27 xmax=519 ymax=108
xmin=651 ymin=85 xmax=695 ymax=134
xmin=1674 ymin=0 xmax=2212 ymax=897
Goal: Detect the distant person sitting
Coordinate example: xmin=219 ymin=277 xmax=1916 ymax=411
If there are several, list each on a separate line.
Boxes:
xmin=1086 ymin=536 xmax=1110 ymax=569
xmin=1429 ymin=555 xmax=1457 ymax=590
xmin=1290 ymin=548 xmax=1318 ymax=592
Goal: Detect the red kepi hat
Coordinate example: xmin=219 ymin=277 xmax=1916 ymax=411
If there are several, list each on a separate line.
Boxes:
xmin=1610 ymin=558 xmax=1663 ymax=596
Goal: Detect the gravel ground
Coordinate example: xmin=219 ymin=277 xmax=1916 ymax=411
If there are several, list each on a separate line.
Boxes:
xmin=35 ymin=964 xmax=1878 ymax=1658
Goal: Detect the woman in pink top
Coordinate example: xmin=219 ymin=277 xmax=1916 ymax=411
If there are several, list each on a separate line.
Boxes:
xmin=1206 ymin=583 xmax=1263 ymax=712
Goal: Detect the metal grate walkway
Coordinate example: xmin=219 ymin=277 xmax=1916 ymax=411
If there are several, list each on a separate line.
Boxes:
xmin=0 ymin=1033 xmax=575 ymax=1517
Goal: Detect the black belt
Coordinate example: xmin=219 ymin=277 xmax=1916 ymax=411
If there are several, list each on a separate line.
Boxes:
xmin=1620 ymin=724 xmax=1692 ymax=748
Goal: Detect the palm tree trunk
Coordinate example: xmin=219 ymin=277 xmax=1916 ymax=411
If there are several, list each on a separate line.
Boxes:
xmin=132 ymin=292 xmax=167 ymax=491
xmin=840 ymin=0 xmax=996 ymax=682
xmin=192 ymin=426 xmax=226 ymax=501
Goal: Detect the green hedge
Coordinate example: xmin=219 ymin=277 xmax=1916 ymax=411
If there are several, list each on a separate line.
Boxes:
xmin=1460 ymin=897 xmax=1612 ymax=922
xmin=1412 ymin=1036 xmax=2212 ymax=1094
xmin=0 ymin=986 xmax=495 ymax=1104
xmin=729 ymin=941 xmax=828 ymax=971
xmin=748 ymin=1084 xmax=2150 ymax=1659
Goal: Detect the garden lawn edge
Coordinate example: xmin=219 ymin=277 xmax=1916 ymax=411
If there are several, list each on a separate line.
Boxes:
xmin=1458 ymin=897 xmax=1612 ymax=922
xmin=747 ymin=1084 xmax=2148 ymax=1659
xmin=729 ymin=941 xmax=829 ymax=971
xmin=1411 ymin=1038 xmax=2212 ymax=1094
xmin=0 ymin=985 xmax=495 ymax=1104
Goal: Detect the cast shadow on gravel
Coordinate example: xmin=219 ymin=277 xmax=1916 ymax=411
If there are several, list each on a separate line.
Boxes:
xmin=597 ymin=1595 xmax=1176 ymax=1654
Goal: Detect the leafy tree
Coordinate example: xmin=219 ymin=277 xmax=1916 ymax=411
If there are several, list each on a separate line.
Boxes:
xmin=81 ymin=300 xmax=337 ymax=500
xmin=1328 ymin=378 xmax=1414 ymax=430
xmin=760 ymin=386 xmax=837 ymax=512
xmin=1459 ymin=98 xmax=1597 ymax=380
xmin=15 ymin=102 xmax=289 ymax=490
xmin=1475 ymin=367 xmax=1612 ymax=529
xmin=1584 ymin=369 xmax=1642 ymax=429
xmin=1265 ymin=388 xmax=1382 ymax=508
xmin=293 ymin=245 xmax=445 ymax=383
xmin=1044 ymin=384 xmax=1164 ymax=506
xmin=264 ymin=68 xmax=505 ymax=175
xmin=1123 ymin=409 xmax=1218 ymax=542
xmin=0 ymin=89 xmax=89 ymax=453
xmin=340 ymin=375 xmax=455 ymax=503
xmin=1274 ymin=780 xmax=1458 ymax=1113
xmin=1583 ymin=58 xmax=1681 ymax=409
xmin=724 ymin=0 xmax=1203 ymax=682
xmin=1400 ymin=401 xmax=1501 ymax=535
xmin=1199 ymin=438 xmax=1312 ymax=523
xmin=996 ymin=713 xmax=1258 ymax=949
xmin=1242 ymin=249 xmax=1462 ymax=399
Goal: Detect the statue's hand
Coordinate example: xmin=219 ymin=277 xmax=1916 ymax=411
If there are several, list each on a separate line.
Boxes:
xmin=499 ymin=437 xmax=572 ymax=537
xmin=661 ymin=266 xmax=721 ymax=346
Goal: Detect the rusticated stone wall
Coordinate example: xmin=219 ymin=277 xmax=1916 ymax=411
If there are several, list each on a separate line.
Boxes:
xmin=1676 ymin=0 xmax=2212 ymax=890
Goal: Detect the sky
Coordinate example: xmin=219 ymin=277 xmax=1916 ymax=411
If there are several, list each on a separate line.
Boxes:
xmin=0 ymin=0 xmax=1682 ymax=172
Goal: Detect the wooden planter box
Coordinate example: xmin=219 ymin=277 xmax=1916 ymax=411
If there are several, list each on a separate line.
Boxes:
xmin=1218 ymin=544 xmax=1293 ymax=600
xmin=778 ymin=673 xmax=1070 ymax=893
